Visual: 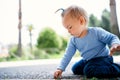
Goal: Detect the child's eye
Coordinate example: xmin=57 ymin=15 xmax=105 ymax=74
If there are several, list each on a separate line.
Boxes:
xmin=69 ymin=26 xmax=72 ymax=29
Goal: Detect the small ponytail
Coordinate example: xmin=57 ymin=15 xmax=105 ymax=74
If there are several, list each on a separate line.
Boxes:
xmin=55 ymin=8 xmax=65 ymax=17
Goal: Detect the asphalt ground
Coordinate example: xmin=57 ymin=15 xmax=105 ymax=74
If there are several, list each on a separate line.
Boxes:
xmin=0 ymin=56 xmax=120 ymax=80
xmin=0 ymin=58 xmax=83 ymax=79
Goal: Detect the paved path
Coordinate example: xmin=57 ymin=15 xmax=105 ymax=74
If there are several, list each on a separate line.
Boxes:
xmin=0 ymin=56 xmax=120 ymax=79
xmin=0 ymin=58 xmax=82 ymax=79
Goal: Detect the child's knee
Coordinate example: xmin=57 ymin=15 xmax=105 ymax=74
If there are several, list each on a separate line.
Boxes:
xmin=71 ymin=65 xmax=84 ymax=75
xmin=83 ymin=65 xmax=96 ymax=78
xmin=72 ymin=60 xmax=86 ymax=75
xmin=71 ymin=66 xmax=79 ymax=75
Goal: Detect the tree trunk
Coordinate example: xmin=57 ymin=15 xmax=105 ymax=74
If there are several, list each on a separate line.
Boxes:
xmin=18 ymin=28 xmax=22 ymax=57
xmin=29 ymin=31 xmax=33 ymax=54
xmin=110 ymin=0 xmax=120 ymax=38
xmin=17 ymin=0 xmax=22 ymax=57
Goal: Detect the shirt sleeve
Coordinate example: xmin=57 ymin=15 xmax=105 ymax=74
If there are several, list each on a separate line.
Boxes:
xmin=57 ymin=37 xmax=76 ymax=71
xmin=96 ymin=27 xmax=120 ymax=46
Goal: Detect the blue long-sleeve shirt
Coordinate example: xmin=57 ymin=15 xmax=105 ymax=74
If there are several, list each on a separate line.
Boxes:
xmin=58 ymin=27 xmax=120 ymax=71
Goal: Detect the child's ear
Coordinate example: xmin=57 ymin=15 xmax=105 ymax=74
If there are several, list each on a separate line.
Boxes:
xmin=79 ymin=16 xmax=85 ymax=25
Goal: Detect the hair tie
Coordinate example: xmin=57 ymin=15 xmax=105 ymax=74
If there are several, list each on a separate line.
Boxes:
xmin=55 ymin=8 xmax=64 ymax=13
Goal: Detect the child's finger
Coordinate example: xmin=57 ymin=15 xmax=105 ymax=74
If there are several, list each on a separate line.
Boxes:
xmin=54 ymin=72 xmax=60 ymax=79
xmin=110 ymin=47 xmax=115 ymax=52
xmin=116 ymin=46 xmax=120 ymax=50
xmin=54 ymin=72 xmax=58 ymax=79
xmin=110 ymin=45 xmax=120 ymax=56
xmin=110 ymin=47 xmax=116 ymax=56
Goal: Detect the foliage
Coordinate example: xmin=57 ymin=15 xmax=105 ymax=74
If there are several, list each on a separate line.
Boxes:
xmin=2 ymin=45 xmax=34 ymax=61
xmin=26 ymin=24 xmax=34 ymax=32
xmin=36 ymin=27 xmax=63 ymax=53
xmin=101 ymin=9 xmax=111 ymax=32
xmin=8 ymin=45 xmax=19 ymax=60
xmin=26 ymin=24 xmax=34 ymax=54
xmin=37 ymin=27 xmax=60 ymax=48
xmin=0 ymin=26 xmax=68 ymax=62
xmin=33 ymin=47 xmax=65 ymax=59
xmin=60 ymin=36 xmax=68 ymax=50
xmin=33 ymin=48 xmax=50 ymax=59
xmin=88 ymin=14 xmax=101 ymax=27
xmin=88 ymin=9 xmax=111 ymax=32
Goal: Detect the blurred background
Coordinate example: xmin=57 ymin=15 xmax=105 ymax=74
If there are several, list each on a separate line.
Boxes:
xmin=0 ymin=0 xmax=120 ymax=61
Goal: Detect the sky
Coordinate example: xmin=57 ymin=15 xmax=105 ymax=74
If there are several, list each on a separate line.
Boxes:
xmin=0 ymin=0 xmax=120 ymax=46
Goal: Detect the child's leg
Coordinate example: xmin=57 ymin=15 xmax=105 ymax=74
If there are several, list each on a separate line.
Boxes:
xmin=83 ymin=56 xmax=120 ymax=78
xmin=72 ymin=59 xmax=87 ymax=75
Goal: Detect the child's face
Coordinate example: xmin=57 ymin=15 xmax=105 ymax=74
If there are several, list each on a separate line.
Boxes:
xmin=62 ymin=14 xmax=86 ymax=37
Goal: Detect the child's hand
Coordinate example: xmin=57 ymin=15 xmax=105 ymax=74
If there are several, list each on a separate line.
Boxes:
xmin=54 ymin=69 xmax=63 ymax=79
xmin=110 ymin=44 xmax=120 ymax=56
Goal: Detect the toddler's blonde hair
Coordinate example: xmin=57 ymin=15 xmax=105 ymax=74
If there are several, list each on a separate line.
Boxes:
xmin=57 ymin=5 xmax=89 ymax=25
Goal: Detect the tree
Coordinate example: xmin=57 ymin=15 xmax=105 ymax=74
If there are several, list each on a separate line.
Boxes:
xmin=26 ymin=24 xmax=34 ymax=54
xmin=110 ymin=0 xmax=120 ymax=38
xmin=88 ymin=14 xmax=100 ymax=27
xmin=17 ymin=0 xmax=22 ymax=57
xmin=89 ymin=10 xmax=111 ymax=32
xmin=101 ymin=9 xmax=111 ymax=32
xmin=36 ymin=27 xmax=62 ymax=51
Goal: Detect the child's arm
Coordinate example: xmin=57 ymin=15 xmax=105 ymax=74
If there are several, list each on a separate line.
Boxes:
xmin=95 ymin=27 xmax=120 ymax=55
xmin=110 ymin=44 xmax=120 ymax=56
